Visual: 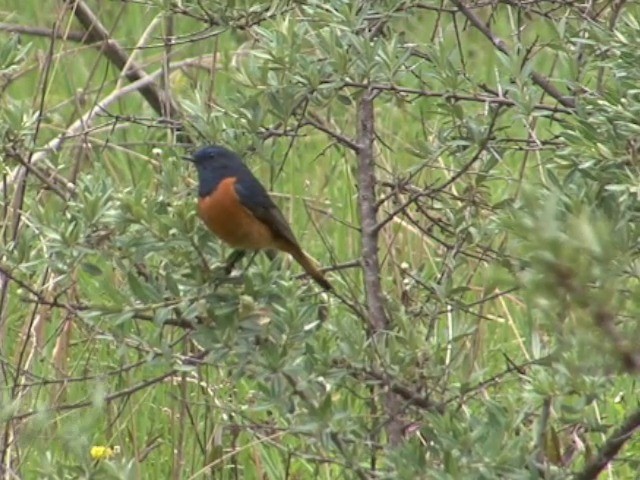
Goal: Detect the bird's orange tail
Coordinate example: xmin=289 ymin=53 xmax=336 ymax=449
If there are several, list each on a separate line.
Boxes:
xmin=279 ymin=243 xmax=332 ymax=290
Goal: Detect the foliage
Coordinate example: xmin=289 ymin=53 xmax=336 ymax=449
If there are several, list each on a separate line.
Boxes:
xmin=1 ymin=1 xmax=640 ymax=479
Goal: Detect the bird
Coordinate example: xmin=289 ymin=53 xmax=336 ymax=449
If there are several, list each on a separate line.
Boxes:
xmin=185 ymin=145 xmax=332 ymax=290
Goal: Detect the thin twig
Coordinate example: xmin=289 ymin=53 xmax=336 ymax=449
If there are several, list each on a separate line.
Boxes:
xmin=341 ymin=81 xmax=571 ymax=114
xmin=303 ymin=116 xmax=359 ymax=152
xmin=11 ymin=350 xmax=210 ymax=422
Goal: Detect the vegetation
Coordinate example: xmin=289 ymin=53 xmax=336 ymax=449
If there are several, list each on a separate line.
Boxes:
xmin=1 ymin=0 xmax=640 ymax=478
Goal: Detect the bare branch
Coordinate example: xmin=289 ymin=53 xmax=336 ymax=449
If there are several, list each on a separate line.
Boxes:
xmin=303 ymin=115 xmax=359 ymax=151
xmin=66 ymin=0 xmax=183 ymax=121
xmin=357 ymin=90 xmax=388 ymax=333
xmin=0 ymin=56 xmax=212 ymax=196
xmin=356 ymin=88 xmax=406 ymax=445
xmin=11 ymin=350 xmax=210 ymax=422
xmin=342 ymin=81 xmax=571 ymax=114
xmin=575 ymin=408 xmax=640 ymax=480
xmin=449 ymin=0 xmax=576 ymax=108
xmin=0 ymin=22 xmax=87 ymax=42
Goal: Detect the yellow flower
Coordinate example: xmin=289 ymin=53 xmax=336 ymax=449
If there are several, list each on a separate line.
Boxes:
xmin=90 ymin=445 xmax=120 ymax=461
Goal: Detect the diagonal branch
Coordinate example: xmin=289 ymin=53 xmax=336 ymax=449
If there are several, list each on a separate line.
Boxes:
xmin=11 ymin=349 xmax=210 ymax=422
xmin=430 ymin=106 xmax=502 ymax=193
xmin=66 ymin=0 xmax=183 ymax=121
xmin=449 ymin=0 xmax=575 ymax=109
xmin=374 ymin=107 xmax=501 ymax=234
xmin=0 ymin=55 xmax=213 ymax=196
xmin=303 ymin=115 xmax=359 ymax=151
xmin=575 ymin=407 xmax=640 ymax=480
xmin=340 ymin=81 xmax=571 ymax=114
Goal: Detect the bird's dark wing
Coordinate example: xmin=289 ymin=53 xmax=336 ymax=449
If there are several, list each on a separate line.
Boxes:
xmin=234 ymin=175 xmax=301 ymax=248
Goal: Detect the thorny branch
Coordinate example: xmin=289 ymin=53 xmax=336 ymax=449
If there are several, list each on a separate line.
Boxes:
xmin=0 ymin=22 xmax=86 ymax=41
xmin=0 ymin=56 xmax=215 ymax=196
xmin=356 ymin=90 xmax=389 ymax=334
xmin=66 ymin=0 xmax=183 ymax=122
xmin=356 ymin=89 xmax=406 ymax=446
xmin=575 ymin=408 xmax=640 ymax=480
xmin=449 ymin=0 xmax=575 ymax=108
xmin=11 ymin=350 xmax=210 ymax=423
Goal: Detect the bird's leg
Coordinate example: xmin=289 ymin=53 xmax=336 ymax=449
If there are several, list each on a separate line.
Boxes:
xmin=263 ymin=249 xmax=278 ymax=261
xmin=263 ymin=249 xmax=285 ymax=272
xmin=223 ymin=250 xmax=274 ymax=279
xmin=224 ymin=249 xmax=247 ymax=275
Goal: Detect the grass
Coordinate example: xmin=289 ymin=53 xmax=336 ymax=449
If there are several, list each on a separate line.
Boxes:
xmin=1 ymin=1 xmax=640 ymax=479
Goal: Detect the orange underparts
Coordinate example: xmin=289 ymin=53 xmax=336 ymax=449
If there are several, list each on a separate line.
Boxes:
xmin=198 ymin=177 xmax=275 ymax=250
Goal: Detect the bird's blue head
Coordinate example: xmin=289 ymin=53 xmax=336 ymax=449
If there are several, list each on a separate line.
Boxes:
xmin=191 ymin=145 xmax=238 ymax=164
xmin=185 ymin=145 xmax=244 ymax=197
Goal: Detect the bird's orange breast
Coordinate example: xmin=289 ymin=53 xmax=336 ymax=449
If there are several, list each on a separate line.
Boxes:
xmin=198 ymin=177 xmax=275 ymax=250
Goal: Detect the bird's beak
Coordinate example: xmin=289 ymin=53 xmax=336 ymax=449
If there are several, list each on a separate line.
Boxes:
xmin=181 ymin=154 xmax=195 ymax=163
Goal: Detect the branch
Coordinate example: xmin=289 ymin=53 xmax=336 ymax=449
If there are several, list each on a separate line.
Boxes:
xmin=341 ymin=81 xmax=571 ymax=114
xmin=66 ymin=0 xmax=183 ymax=121
xmin=5 ymin=151 xmax=71 ymax=200
xmin=0 ymin=56 xmax=212 ymax=196
xmin=11 ymin=350 xmax=209 ymax=422
xmin=303 ymin=115 xmax=359 ymax=151
xmin=552 ymin=263 xmax=640 ymax=373
xmin=0 ymin=263 xmax=197 ymax=330
xmin=357 ymin=89 xmax=388 ymax=333
xmin=575 ymin=408 xmax=640 ymax=480
xmin=430 ymin=106 xmax=502 ymax=193
xmin=593 ymin=308 xmax=640 ymax=372
xmin=356 ymin=88 xmax=406 ymax=445
xmin=374 ymin=107 xmax=501 ymax=233
xmin=363 ymin=368 xmax=441 ymax=412
xmin=449 ymin=0 xmax=576 ymax=109
xmin=0 ymin=22 xmax=87 ymax=42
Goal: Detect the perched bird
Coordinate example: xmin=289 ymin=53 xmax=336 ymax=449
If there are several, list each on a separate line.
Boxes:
xmin=185 ymin=145 xmax=332 ymax=290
